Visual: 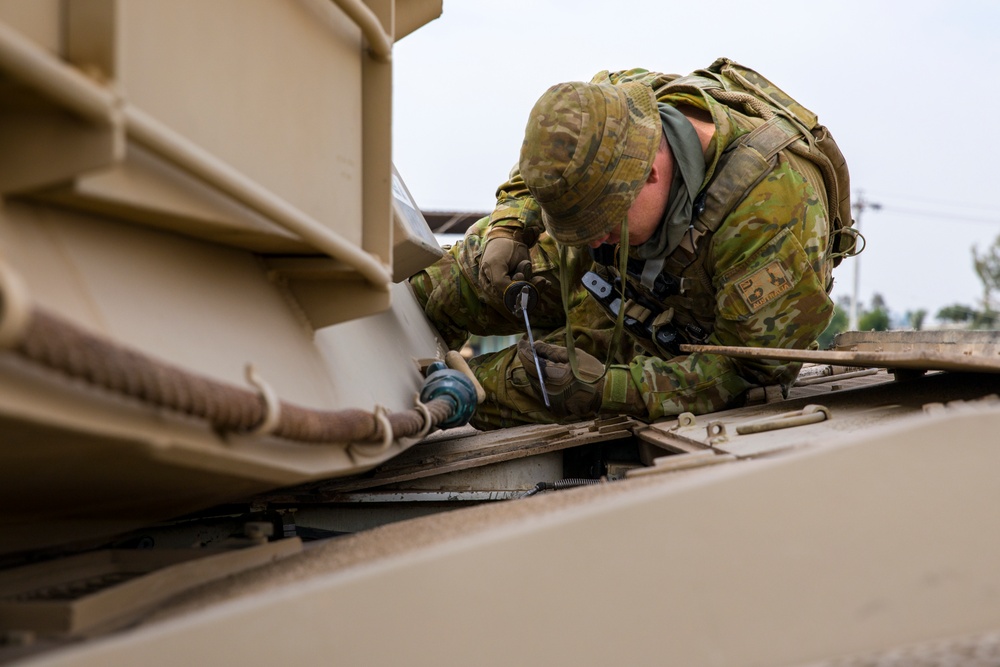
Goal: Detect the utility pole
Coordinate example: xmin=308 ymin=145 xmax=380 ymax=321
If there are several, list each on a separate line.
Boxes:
xmin=849 ymin=190 xmax=882 ymax=330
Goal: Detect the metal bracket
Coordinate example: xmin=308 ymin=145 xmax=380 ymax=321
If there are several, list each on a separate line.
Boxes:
xmin=704 ymin=404 xmax=831 ymax=444
xmin=676 ymin=412 xmax=697 ymax=428
xmin=244 ymin=364 xmax=282 ymax=436
xmin=735 ymin=404 xmax=831 ymax=435
xmin=348 ymin=404 xmax=394 ymax=459
xmin=706 ymin=421 xmax=728 ymax=444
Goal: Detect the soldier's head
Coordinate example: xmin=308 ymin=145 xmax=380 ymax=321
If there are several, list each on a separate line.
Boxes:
xmin=519 ymin=77 xmax=666 ymax=248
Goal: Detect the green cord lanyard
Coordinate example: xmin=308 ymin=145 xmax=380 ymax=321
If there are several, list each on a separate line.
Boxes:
xmin=559 ymin=215 xmax=630 ymax=383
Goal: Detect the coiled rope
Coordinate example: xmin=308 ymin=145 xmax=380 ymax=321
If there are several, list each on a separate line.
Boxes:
xmin=11 ymin=307 xmax=453 ymax=446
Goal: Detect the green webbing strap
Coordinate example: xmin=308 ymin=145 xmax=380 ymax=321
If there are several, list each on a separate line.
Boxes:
xmin=603 ymin=366 xmax=632 ymax=407
xmin=697 ymin=115 xmax=801 ymax=237
xmin=561 ymin=217 xmax=630 ymax=384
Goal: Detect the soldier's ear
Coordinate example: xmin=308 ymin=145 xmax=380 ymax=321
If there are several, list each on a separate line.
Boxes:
xmin=647 ymin=161 xmax=662 ymax=184
xmin=646 ymin=136 xmax=670 ymax=184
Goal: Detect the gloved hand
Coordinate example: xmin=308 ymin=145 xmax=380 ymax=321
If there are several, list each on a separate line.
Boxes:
xmin=479 ymin=226 xmax=547 ymax=305
xmin=516 ymin=339 xmax=604 ymax=418
xmin=516 ymin=339 xmax=646 ymax=419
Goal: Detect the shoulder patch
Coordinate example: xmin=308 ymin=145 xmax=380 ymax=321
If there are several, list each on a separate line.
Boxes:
xmin=737 ymin=261 xmax=791 ymax=312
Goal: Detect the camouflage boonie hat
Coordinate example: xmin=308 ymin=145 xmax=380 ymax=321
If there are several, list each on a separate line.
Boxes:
xmin=519 ymin=75 xmax=660 ymax=247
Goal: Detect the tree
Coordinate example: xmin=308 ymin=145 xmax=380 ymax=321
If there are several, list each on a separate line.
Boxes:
xmin=858 ymin=307 xmax=890 ymax=331
xmin=973 ymin=236 xmax=1000 ymax=320
xmin=907 ymin=309 xmax=927 ymax=331
xmin=817 ymin=295 xmax=891 ymax=348
xmin=857 ymin=293 xmax=890 ymax=332
xmin=817 ymin=301 xmax=848 ymax=349
xmin=936 ymin=303 xmax=976 ymax=324
xmin=926 ymin=236 xmax=1000 ymax=329
xmin=974 ymin=310 xmax=999 ymax=328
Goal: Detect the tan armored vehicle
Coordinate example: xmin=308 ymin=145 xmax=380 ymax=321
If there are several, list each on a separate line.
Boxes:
xmin=2 ymin=3 xmax=1000 ymax=665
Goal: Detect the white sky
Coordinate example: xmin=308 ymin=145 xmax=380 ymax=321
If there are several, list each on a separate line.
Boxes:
xmin=391 ymin=1 xmax=1000 ymax=323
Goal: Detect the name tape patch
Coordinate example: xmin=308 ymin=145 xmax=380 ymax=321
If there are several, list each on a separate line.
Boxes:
xmin=737 ymin=261 xmax=791 ymax=312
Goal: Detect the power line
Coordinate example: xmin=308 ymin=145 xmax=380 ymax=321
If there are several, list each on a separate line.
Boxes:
xmin=877 ymin=205 xmax=1000 ymax=226
xmin=866 ymin=191 xmax=999 ymax=214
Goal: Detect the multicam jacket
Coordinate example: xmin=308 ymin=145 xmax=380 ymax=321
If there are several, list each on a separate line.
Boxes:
xmin=411 ymin=67 xmax=838 ymax=430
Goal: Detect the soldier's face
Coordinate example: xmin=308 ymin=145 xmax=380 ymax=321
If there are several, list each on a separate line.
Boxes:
xmin=588 ymin=138 xmax=672 ymax=248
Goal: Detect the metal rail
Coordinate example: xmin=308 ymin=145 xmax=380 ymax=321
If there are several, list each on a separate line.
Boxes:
xmin=124 ymin=107 xmax=392 ymax=288
xmin=0 ymin=20 xmax=119 ymax=127
xmin=330 ymin=0 xmax=393 ymax=62
xmin=0 ymin=19 xmax=392 ymax=290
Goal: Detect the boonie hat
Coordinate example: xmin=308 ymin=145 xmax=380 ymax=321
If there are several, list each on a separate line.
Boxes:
xmin=519 ymin=74 xmax=660 ymax=246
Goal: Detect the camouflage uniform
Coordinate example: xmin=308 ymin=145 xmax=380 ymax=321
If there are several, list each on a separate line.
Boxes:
xmin=411 ymin=64 xmax=839 ymax=430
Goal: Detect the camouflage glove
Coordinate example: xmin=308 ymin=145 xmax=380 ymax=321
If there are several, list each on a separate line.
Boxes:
xmin=516 ymin=339 xmax=644 ymax=420
xmin=479 ymin=226 xmax=547 ymax=305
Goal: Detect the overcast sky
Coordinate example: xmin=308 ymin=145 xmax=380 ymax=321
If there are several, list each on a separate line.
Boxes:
xmin=391 ymin=1 xmax=1000 ymax=324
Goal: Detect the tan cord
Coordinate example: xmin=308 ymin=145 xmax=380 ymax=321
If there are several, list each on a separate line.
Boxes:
xmin=10 ymin=306 xmax=455 ymax=445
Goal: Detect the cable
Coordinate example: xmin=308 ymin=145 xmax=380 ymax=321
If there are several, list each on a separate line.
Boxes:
xmin=876 ymin=205 xmax=1000 ymax=226
xmin=516 ymin=478 xmax=606 ymax=499
xmin=866 ymin=191 xmax=999 ymax=214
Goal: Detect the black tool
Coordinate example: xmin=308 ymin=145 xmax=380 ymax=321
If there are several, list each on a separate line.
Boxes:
xmin=503 ymin=280 xmax=539 ymax=316
xmin=502 ymin=280 xmax=549 ymax=408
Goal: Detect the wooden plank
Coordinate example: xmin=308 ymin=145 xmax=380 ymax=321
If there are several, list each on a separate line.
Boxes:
xmin=835 ymin=329 xmax=1000 ymax=351
xmin=309 ymin=418 xmax=640 ymax=494
xmin=635 ymin=427 xmax=706 ymax=455
xmin=680 ymin=344 xmax=1000 ymax=374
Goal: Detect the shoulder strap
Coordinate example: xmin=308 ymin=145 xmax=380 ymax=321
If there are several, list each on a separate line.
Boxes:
xmin=663 ymin=59 xmax=858 ymax=266
xmin=698 ymin=115 xmax=802 ymax=233
xmin=665 ymin=114 xmax=803 ymax=273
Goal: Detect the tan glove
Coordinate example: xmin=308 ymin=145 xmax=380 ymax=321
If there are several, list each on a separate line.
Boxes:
xmin=479 ymin=226 xmax=546 ymax=305
xmin=517 ymin=339 xmax=646 ymax=419
xmin=517 ymin=339 xmax=604 ymax=418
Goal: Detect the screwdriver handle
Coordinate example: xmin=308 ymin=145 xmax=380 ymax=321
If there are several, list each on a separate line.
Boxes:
xmin=502 ymin=280 xmax=538 ymax=316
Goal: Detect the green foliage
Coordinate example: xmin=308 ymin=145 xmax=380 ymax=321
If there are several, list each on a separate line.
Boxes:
xmin=973 ymin=237 xmax=1000 ymax=314
xmin=817 ymin=303 xmax=848 ymax=349
xmin=859 ymin=292 xmax=891 ymax=331
xmin=939 ymin=235 xmax=1000 ymax=329
xmin=907 ymin=309 xmax=927 ymax=331
xmin=936 ymin=303 xmax=977 ymax=324
xmin=927 ymin=235 xmax=1000 ymax=329
xmin=974 ymin=311 xmax=999 ymax=328
xmin=859 ymin=307 xmax=890 ymax=332
xmin=819 ymin=294 xmax=892 ymax=349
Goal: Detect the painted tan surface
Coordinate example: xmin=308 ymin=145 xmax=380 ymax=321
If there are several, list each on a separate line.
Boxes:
xmin=0 ymin=0 xmax=444 ymax=554
xmin=5 ymin=4 xmax=1000 ymax=667
xmin=22 ymin=402 xmax=1000 ymax=667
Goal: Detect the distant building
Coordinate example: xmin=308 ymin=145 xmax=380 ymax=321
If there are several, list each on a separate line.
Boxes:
xmin=422 ymin=210 xmax=487 ymax=238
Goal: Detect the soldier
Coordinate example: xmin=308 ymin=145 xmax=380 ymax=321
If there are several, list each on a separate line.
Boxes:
xmin=410 ymin=59 xmax=856 ymax=430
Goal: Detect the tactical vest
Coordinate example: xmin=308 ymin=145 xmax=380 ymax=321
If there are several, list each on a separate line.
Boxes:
xmin=595 ymin=58 xmax=856 ymax=358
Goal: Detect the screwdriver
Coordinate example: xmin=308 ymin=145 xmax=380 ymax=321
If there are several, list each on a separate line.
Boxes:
xmin=503 ymin=281 xmax=550 ymax=408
